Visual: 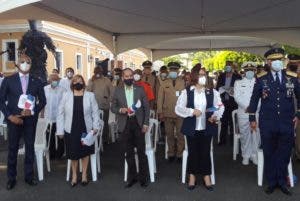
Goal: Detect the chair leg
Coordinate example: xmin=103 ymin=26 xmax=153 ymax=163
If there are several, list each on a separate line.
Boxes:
xmin=79 ymin=159 xmax=82 ymax=173
xmin=182 ymin=150 xmax=188 ymax=184
xmin=135 ymin=152 xmax=139 ymax=173
xmin=90 ymin=154 xmax=97 ymax=182
xmin=257 ymin=149 xmax=264 ymax=186
xmin=146 ymin=150 xmax=155 ymax=182
xmin=288 ymin=159 xmax=294 ymax=187
xmin=4 ymin=127 xmax=7 ymax=141
xmin=96 ymin=152 xmax=101 ymax=173
xmin=210 ymin=149 xmax=215 ymax=185
xmin=45 ymin=151 xmax=51 ymax=172
xmin=153 ymin=154 xmax=157 ymax=173
xmin=165 ymin=137 xmax=168 ymax=160
xmin=233 ymin=134 xmax=238 ymax=160
xmin=66 ymin=159 xmax=71 ymax=181
xmin=35 ymin=150 xmax=44 ymax=181
xmin=124 ymin=159 xmax=128 ymax=182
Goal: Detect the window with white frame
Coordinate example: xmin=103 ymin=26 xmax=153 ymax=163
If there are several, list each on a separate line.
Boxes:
xmin=76 ymin=53 xmax=83 ymax=72
xmin=2 ymin=39 xmax=18 ymax=72
xmin=55 ymin=50 xmax=63 ymax=75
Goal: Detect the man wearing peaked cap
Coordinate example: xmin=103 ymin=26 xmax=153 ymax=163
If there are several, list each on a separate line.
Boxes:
xmin=287 ymin=54 xmax=300 ymax=161
xmin=247 ymin=48 xmax=300 ymax=195
xmin=157 ymin=61 xmax=185 ymax=162
xmin=142 ymin=60 xmax=157 ymax=109
xmin=234 ymin=62 xmax=260 ymax=166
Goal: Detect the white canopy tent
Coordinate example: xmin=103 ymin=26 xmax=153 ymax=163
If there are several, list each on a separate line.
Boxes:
xmin=1 ymin=0 xmax=300 ymax=60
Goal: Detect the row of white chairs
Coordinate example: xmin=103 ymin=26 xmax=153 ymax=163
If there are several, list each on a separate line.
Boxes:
xmin=231 ymin=109 xmax=294 ymax=187
xmin=0 ymin=112 xmax=8 ymax=140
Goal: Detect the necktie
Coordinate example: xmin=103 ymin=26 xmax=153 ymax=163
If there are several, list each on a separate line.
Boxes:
xmin=21 ymin=75 xmax=28 ymax=94
xmin=172 ymin=80 xmax=176 ymax=87
xmin=275 ymin=72 xmax=280 ymax=86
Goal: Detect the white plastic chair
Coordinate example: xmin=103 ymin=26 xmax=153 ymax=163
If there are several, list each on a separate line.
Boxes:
xmin=150 ymin=110 xmax=156 ymax=119
xmin=0 ymin=112 xmax=7 ymax=141
xmin=18 ymin=118 xmax=50 ymax=181
xmin=232 ymin=110 xmax=241 ymax=160
xmin=182 ymin=136 xmax=216 ymax=185
xmin=257 ymin=149 xmax=294 ymax=187
xmin=66 ymin=120 xmax=104 ymax=182
xmin=124 ymin=119 xmax=157 ymax=183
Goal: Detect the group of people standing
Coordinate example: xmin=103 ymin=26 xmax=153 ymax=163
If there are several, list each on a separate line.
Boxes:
xmin=0 ymin=47 xmax=299 ymax=196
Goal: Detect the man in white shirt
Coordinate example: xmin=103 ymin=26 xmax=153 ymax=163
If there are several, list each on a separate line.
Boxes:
xmin=44 ymin=73 xmax=66 ymax=159
xmin=234 ymin=62 xmax=260 ymax=165
xmin=59 ymin=67 xmax=74 ymax=92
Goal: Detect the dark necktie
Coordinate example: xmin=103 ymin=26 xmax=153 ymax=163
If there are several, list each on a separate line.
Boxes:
xmin=172 ymin=80 xmax=176 ymax=87
xmin=275 ymin=72 xmax=280 ymax=85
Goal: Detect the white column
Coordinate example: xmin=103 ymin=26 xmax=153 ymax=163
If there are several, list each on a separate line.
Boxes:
xmin=86 ymin=42 xmax=91 ymax=79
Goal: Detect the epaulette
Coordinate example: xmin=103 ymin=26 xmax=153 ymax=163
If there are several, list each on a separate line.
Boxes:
xmin=257 ymin=71 xmax=267 ymax=78
xmin=286 ymin=70 xmax=297 ymax=78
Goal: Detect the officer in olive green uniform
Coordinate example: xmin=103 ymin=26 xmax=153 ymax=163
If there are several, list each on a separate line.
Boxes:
xmin=142 ymin=60 xmax=157 ymax=109
xmin=157 ymin=62 xmax=185 ymax=162
xmin=87 ymin=65 xmax=113 ymax=143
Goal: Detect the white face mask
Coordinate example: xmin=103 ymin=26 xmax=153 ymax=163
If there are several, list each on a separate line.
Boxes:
xmin=245 ymin=71 xmax=255 ymax=80
xmin=198 ymin=76 xmax=206 ymax=85
xmin=133 ymin=74 xmax=141 ymax=81
xmin=19 ymin=62 xmax=30 ymax=72
xmin=271 ymin=60 xmax=284 ymax=72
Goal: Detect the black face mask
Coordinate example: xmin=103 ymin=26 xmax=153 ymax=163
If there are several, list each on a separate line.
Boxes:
xmin=124 ymin=79 xmax=134 ymax=86
xmin=73 ymin=83 xmax=84 ymax=90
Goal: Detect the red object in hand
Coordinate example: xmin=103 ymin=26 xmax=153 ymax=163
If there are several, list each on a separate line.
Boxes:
xmin=24 ymin=102 xmax=32 ymax=109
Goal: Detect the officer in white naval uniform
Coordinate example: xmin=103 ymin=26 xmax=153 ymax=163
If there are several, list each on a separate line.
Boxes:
xmin=234 ymin=62 xmax=261 ymax=165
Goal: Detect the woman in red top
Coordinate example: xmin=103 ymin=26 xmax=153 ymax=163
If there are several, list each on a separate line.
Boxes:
xmin=133 ymin=69 xmax=155 ymax=102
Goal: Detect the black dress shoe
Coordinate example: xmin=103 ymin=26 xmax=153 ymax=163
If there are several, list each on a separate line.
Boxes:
xmin=168 ymin=156 xmax=175 ymax=163
xmin=6 ymin=180 xmax=16 ymax=190
xmin=264 ymin=186 xmax=276 ymax=195
xmin=187 ymin=184 xmax=196 ymax=191
xmin=81 ymin=180 xmax=89 ymax=186
xmin=125 ymin=179 xmax=138 ymax=188
xmin=176 ymin=157 xmax=182 ymax=163
xmin=279 ymin=186 xmax=292 ymax=196
xmin=140 ymin=180 xmax=149 ymax=188
xmin=204 ymin=185 xmax=214 ymax=192
xmin=25 ymin=179 xmax=38 ymax=186
xmin=70 ymin=182 xmax=77 ymax=188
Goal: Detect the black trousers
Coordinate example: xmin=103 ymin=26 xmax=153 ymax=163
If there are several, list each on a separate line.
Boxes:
xmin=122 ymin=116 xmax=148 ymax=182
xmin=46 ymin=123 xmax=64 ymax=159
xmin=7 ymin=118 xmax=37 ymax=181
xmin=220 ymin=98 xmax=237 ymax=144
xmin=187 ymin=131 xmax=212 ymax=176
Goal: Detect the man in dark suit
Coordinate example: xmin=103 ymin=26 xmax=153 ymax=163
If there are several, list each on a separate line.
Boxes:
xmin=0 ymin=52 xmax=46 ymax=190
xmin=248 ymin=48 xmax=300 ymax=195
xmin=111 ymin=68 xmax=150 ymax=188
xmin=216 ymin=61 xmax=242 ymax=145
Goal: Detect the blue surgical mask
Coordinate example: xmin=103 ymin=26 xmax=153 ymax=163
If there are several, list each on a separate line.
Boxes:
xmin=51 ymin=81 xmax=59 ymax=88
xmin=225 ymin=66 xmax=232 ymax=73
xmin=168 ymin=71 xmax=178 ymax=79
xmin=245 ymin=71 xmax=255 ymax=80
xmin=271 ymin=60 xmax=284 ymax=72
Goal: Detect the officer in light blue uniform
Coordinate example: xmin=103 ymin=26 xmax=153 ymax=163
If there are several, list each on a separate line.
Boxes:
xmin=247 ymin=48 xmax=300 ymax=196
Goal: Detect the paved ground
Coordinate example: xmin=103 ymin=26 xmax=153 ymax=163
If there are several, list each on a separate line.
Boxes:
xmin=0 ymin=136 xmax=299 ymax=201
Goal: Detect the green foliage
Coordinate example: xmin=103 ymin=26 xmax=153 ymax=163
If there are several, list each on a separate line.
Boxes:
xmin=283 ymin=45 xmax=300 ymax=55
xmin=161 ymin=50 xmax=263 ymax=72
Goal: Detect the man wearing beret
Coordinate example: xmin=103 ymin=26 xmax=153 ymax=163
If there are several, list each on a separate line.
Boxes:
xmin=234 ymin=62 xmax=260 ymax=166
xmin=248 ymin=48 xmax=300 ymax=195
xmin=157 ymin=62 xmax=185 ymax=162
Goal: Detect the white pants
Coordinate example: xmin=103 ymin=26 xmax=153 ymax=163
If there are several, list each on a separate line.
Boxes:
xmin=237 ymin=115 xmax=261 ymax=159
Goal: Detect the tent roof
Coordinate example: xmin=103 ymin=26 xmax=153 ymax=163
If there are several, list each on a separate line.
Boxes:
xmin=1 ymin=0 xmax=300 ymax=59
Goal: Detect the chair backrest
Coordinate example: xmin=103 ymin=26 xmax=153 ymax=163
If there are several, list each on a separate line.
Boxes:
xmin=99 ymin=109 xmax=104 ymax=120
xmin=0 ymin=112 xmax=5 ymax=125
xmin=108 ymin=110 xmax=116 ymax=124
xmin=149 ymin=118 xmax=159 ymax=151
xmin=150 ymin=110 xmax=156 ymax=119
xmin=232 ymin=109 xmax=239 ymax=135
xmin=35 ymin=118 xmax=50 ymax=149
xmin=95 ymin=119 xmax=104 ymax=152
xmin=145 ymin=120 xmax=154 ymax=149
